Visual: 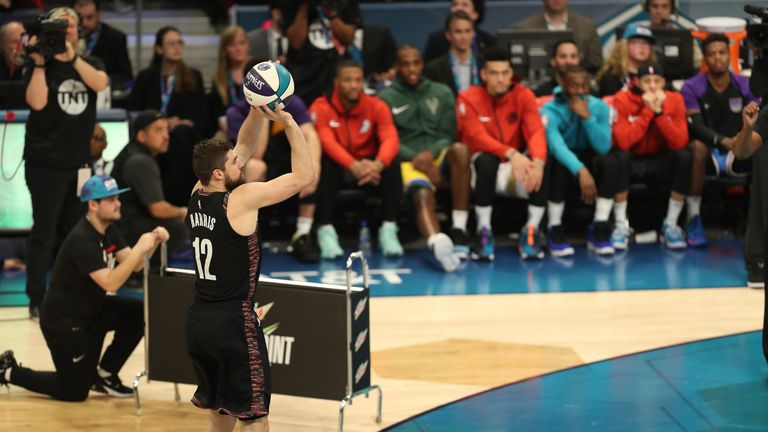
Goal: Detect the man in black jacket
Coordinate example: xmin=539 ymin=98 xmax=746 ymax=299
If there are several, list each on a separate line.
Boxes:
xmin=423 ymin=0 xmax=495 ymax=64
xmin=424 ymin=11 xmax=480 ymax=97
xmin=73 ymin=0 xmax=133 ymax=92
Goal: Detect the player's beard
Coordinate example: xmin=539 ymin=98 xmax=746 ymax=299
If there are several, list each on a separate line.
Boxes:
xmin=225 ymin=171 xmax=246 ymax=192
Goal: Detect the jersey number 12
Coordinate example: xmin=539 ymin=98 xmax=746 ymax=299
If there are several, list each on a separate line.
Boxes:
xmin=192 ymin=237 xmax=217 ymax=281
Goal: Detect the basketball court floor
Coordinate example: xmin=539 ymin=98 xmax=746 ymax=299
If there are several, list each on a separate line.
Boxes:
xmin=0 ymin=237 xmax=765 ymax=431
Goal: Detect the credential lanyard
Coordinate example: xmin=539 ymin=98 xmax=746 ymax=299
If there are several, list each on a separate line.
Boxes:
xmin=160 ymin=74 xmax=176 ymax=116
xmin=449 ymin=52 xmax=479 ymax=92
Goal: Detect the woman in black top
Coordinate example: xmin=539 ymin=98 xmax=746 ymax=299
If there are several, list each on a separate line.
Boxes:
xmin=130 ymin=26 xmax=210 ymax=206
xmin=24 ymin=6 xmax=108 ymax=318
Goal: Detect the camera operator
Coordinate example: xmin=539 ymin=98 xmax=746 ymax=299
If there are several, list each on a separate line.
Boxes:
xmin=23 ymin=6 xmax=108 ymax=319
xmin=733 ymin=101 xmax=768 ymax=365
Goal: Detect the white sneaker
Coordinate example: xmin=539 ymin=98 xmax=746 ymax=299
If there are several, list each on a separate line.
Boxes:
xmin=431 ymin=233 xmax=460 ymax=273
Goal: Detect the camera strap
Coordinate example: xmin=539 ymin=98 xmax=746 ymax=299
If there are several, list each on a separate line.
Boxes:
xmin=160 ymin=73 xmax=176 ymax=116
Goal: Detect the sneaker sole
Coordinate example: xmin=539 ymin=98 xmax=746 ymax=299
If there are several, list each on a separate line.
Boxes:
xmin=612 ymin=242 xmax=629 ymax=251
xmin=103 ymin=386 xmax=133 ymax=398
xmin=549 ymin=247 xmax=574 ymax=258
xmin=587 ymin=242 xmax=615 ymax=256
xmin=747 ymin=281 xmax=765 ymax=289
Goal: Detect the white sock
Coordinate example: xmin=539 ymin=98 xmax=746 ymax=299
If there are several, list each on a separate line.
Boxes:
xmin=452 ymin=210 xmax=469 ymax=231
xmin=613 ymin=201 xmax=628 ymax=223
xmin=475 ymin=206 xmax=492 ymax=232
xmin=382 ymin=221 xmax=397 ymax=229
xmin=686 ymin=196 xmax=701 ymax=222
xmin=293 ymin=217 xmax=313 ymax=238
xmin=526 ymin=205 xmax=545 ymax=228
xmin=665 ymin=198 xmax=685 ymax=227
xmin=594 ymin=198 xmax=614 ymax=222
xmin=4 ymin=366 xmax=11 ymax=382
xmin=98 ymin=366 xmax=110 ymax=378
xmin=427 ymin=233 xmax=439 ymax=247
xmin=547 ymin=202 xmax=565 ymax=227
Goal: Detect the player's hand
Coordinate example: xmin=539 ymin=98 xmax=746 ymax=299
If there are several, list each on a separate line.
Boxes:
xmin=356 ymin=159 xmax=381 ymax=185
xmin=256 ymin=105 xmax=294 ymax=126
xmin=152 ymin=226 xmax=170 ymax=244
xmin=510 ymin=152 xmax=532 ymax=190
xmin=641 ymin=91 xmax=658 ymax=112
xmin=654 ymin=90 xmax=666 ymax=113
xmin=137 ymin=232 xmax=160 ymax=253
xmin=569 ymin=96 xmax=590 ymax=120
xmin=720 ymin=136 xmax=736 ymax=151
xmin=578 ymin=167 xmax=597 ymax=204
xmin=743 ymin=102 xmax=760 ymax=128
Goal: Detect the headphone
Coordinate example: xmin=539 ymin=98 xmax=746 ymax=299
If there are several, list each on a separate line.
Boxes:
xmin=642 ymin=0 xmax=679 ymax=14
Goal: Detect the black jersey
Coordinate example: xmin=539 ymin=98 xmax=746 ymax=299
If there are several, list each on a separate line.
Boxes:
xmin=185 ymin=189 xmax=261 ymax=304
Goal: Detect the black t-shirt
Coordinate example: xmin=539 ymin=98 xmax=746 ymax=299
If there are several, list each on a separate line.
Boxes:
xmin=43 ymin=217 xmax=128 ymax=321
xmin=186 ymin=190 xmax=261 ymax=304
xmin=698 ymin=82 xmax=749 ymax=138
xmin=24 ymin=55 xmax=105 ymax=168
xmin=283 ymin=1 xmax=362 ymax=104
xmin=111 ymin=141 xmax=164 ymax=221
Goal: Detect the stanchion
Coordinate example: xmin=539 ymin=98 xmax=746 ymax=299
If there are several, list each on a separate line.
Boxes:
xmin=338 ymin=251 xmax=382 ymax=432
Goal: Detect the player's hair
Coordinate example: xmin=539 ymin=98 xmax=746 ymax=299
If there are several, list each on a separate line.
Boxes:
xmin=193 ymin=138 xmax=233 ymax=185
xmin=335 ymin=59 xmax=363 ymax=78
xmin=480 ymin=46 xmax=512 ymax=69
xmin=396 ymin=44 xmax=421 ymax=63
xmin=701 ymin=33 xmax=730 ymax=55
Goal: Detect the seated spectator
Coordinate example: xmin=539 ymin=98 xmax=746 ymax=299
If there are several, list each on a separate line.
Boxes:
xmin=534 ymin=38 xmax=581 ymax=97
xmin=227 ymin=59 xmax=322 ymax=263
xmin=0 ymin=21 xmax=23 ymax=81
xmin=516 ymin=0 xmax=603 ymax=73
xmin=73 ymin=0 xmax=133 ymax=92
xmin=424 ymin=11 xmax=479 ymax=97
xmin=209 ymin=25 xmax=249 ymax=139
xmin=541 ymin=66 xmax=617 ymax=256
xmin=597 ymin=24 xmax=656 ymax=97
xmin=90 ymin=123 xmax=113 ymax=176
xmin=130 ymin=26 xmax=209 ymax=206
xmin=281 ymin=0 xmax=362 ymax=104
xmin=309 ymin=61 xmax=403 ymax=259
xmin=423 ymin=0 xmax=496 ymax=64
xmin=611 ymin=62 xmax=690 ymax=250
xmin=680 ymin=34 xmax=759 ymax=247
xmin=457 ymin=47 xmax=549 ymax=261
xmin=248 ymin=1 xmax=288 ymax=64
xmin=379 ymin=45 xmax=470 ymax=272
xmin=360 ymin=25 xmax=398 ymax=92
xmin=111 ymin=110 xmax=190 ymax=259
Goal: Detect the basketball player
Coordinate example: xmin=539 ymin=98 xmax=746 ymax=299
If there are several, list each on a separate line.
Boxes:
xmin=185 ymin=103 xmax=315 ymax=432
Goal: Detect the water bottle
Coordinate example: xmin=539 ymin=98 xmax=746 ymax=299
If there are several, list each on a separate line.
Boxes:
xmin=359 ymin=220 xmax=372 ymax=257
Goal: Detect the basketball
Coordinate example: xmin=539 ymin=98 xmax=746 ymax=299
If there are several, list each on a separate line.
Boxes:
xmin=243 ymin=61 xmax=295 ymax=110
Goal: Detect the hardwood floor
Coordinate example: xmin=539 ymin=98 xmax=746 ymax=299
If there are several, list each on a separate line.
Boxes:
xmin=0 ymin=287 xmax=762 ymax=431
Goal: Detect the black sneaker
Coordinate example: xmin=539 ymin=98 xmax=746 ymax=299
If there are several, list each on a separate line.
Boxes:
xmin=91 ymin=373 xmax=133 ymax=398
xmin=29 ymin=304 xmax=40 ymax=321
xmin=449 ymin=228 xmax=470 ymax=259
xmin=0 ymin=350 xmax=17 ymax=387
xmin=291 ymin=233 xmax=320 ymax=263
xmin=747 ymin=261 xmax=764 ymax=289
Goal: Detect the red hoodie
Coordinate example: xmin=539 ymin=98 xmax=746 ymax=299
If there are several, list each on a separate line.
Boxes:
xmin=309 ymin=87 xmax=400 ymax=170
xmin=612 ymin=89 xmax=689 ymax=156
xmin=456 ymin=85 xmax=547 ymax=162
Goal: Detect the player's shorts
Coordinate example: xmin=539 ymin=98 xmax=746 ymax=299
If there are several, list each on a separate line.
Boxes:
xmin=186 ymin=301 xmax=271 ymax=421
xmin=401 ymin=148 xmax=449 ymax=192
xmin=707 ymin=148 xmax=750 ymax=178
xmin=469 ymin=153 xmax=530 ymax=198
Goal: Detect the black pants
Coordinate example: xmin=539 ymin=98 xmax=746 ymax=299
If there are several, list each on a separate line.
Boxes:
xmin=473 ymin=152 xmax=549 ymax=207
xmin=11 ymin=296 xmax=144 ymax=401
xmin=315 ymin=155 xmax=403 ymax=225
xmin=549 ymin=152 xmax=619 ymax=202
xmin=614 ymin=149 xmax=692 ymax=195
xmin=24 ymin=164 xmax=86 ymax=306
xmin=746 ymin=144 xmax=768 ymax=274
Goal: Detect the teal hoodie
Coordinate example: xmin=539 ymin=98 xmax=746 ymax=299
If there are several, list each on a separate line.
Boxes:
xmin=379 ymin=77 xmax=456 ymax=161
xmin=540 ymin=87 xmax=612 ymax=175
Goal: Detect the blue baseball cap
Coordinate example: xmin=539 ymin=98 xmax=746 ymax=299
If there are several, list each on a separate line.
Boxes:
xmin=623 ymin=24 xmax=656 ymax=44
xmin=80 ymin=175 xmax=130 ymax=202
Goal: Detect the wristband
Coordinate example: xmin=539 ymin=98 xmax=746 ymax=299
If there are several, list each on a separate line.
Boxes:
xmin=34 ymin=63 xmax=45 ymax=69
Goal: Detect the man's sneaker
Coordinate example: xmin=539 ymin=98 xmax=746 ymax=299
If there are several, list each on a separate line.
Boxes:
xmin=317 ymin=225 xmax=343 ymax=260
xmin=547 ymin=225 xmax=574 ymax=257
xmin=449 ymin=228 xmax=470 ymax=260
xmin=0 ymin=350 xmax=17 ymax=387
xmin=378 ymin=224 xmax=404 ymax=257
xmin=587 ymin=222 xmax=615 ymax=256
xmin=685 ymin=215 xmax=708 ymax=247
xmin=748 ymin=261 xmax=765 ymax=289
xmin=519 ymin=224 xmax=544 ymax=260
xmin=470 ymin=226 xmax=495 ymax=261
xmin=611 ymin=220 xmax=632 ymax=251
xmin=91 ymin=373 xmax=133 ymax=398
xmin=430 ymin=233 xmax=460 ymax=272
xmin=291 ymin=233 xmax=320 ymax=263
xmin=661 ymin=222 xmax=687 ymax=250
